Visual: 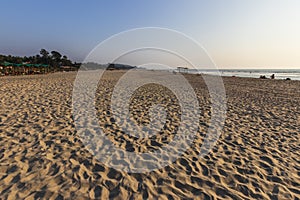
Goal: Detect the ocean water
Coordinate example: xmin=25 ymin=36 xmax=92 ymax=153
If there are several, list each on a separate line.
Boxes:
xmin=187 ymin=69 xmax=300 ymax=81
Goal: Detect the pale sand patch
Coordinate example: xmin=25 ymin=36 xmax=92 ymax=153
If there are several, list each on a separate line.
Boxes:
xmin=0 ymin=71 xmax=299 ymax=199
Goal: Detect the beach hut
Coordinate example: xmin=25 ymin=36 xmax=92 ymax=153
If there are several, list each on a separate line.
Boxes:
xmin=177 ymin=67 xmax=183 ymax=73
xmin=3 ymin=62 xmax=13 ymax=75
xmin=13 ymin=63 xmax=23 ymax=75
xmin=60 ymin=65 xmax=76 ymax=72
xmin=41 ymin=64 xmax=49 ymax=73
xmin=177 ymin=66 xmax=189 ymax=73
xmin=183 ymin=67 xmax=189 ymax=73
xmin=35 ymin=64 xmax=50 ymax=74
xmin=0 ymin=62 xmax=50 ymax=75
xmin=24 ymin=63 xmax=33 ymax=74
xmin=34 ymin=64 xmax=42 ymax=74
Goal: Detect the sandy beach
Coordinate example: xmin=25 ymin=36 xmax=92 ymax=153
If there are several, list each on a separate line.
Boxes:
xmin=0 ymin=71 xmax=299 ymax=199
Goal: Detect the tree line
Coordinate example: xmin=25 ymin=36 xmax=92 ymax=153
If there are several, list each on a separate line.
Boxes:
xmin=0 ymin=49 xmax=80 ymax=68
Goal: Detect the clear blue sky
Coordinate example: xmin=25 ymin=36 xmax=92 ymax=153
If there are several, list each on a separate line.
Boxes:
xmin=1 ymin=0 xmax=300 ymax=68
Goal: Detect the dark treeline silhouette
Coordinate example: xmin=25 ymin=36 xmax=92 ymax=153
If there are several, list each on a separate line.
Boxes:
xmin=0 ymin=50 xmax=137 ymax=76
xmin=0 ymin=49 xmax=80 ymax=69
xmin=81 ymin=62 xmax=136 ymax=70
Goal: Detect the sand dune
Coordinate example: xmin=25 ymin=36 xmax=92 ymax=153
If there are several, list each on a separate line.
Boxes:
xmin=0 ymin=71 xmax=299 ymax=199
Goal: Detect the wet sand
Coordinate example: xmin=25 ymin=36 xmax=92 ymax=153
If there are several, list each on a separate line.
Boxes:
xmin=0 ymin=71 xmax=299 ymax=199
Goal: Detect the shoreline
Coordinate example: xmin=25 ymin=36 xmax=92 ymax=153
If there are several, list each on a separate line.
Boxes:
xmin=1 ymin=70 xmax=300 ymax=82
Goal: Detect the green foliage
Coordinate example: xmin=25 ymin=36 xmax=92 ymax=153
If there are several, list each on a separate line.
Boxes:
xmin=0 ymin=49 xmax=78 ymax=69
xmin=40 ymin=49 xmax=49 ymax=58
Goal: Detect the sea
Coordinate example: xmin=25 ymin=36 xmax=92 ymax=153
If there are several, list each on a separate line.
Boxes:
xmin=186 ymin=69 xmax=300 ymax=81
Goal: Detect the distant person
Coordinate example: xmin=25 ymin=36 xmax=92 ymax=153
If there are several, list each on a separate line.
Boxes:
xmin=270 ymin=74 xmax=275 ymax=79
xmin=260 ymin=75 xmax=267 ymax=79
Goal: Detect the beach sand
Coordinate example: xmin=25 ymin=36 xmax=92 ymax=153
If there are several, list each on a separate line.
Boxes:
xmin=0 ymin=71 xmax=299 ymax=199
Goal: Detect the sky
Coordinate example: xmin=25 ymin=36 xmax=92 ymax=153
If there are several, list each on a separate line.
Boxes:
xmin=1 ymin=0 xmax=300 ymax=69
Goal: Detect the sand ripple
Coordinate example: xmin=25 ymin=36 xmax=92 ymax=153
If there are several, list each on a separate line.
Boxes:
xmin=0 ymin=72 xmax=299 ymax=199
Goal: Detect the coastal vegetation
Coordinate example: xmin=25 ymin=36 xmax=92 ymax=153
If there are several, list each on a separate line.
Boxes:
xmin=0 ymin=50 xmax=137 ymax=75
xmin=0 ymin=49 xmax=80 ymax=75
